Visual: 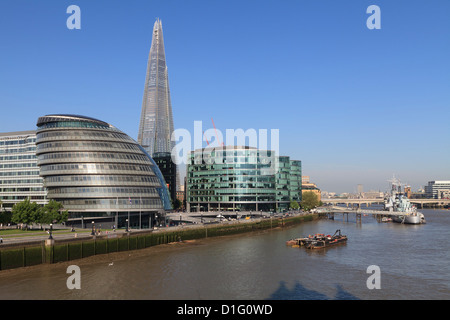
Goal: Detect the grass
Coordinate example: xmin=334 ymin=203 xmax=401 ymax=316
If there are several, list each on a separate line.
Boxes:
xmin=0 ymin=228 xmax=92 ymax=238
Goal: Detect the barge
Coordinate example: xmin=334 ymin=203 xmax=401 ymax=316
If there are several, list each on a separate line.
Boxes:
xmin=304 ymin=230 xmax=347 ymax=249
xmin=287 ymin=230 xmax=347 ymax=249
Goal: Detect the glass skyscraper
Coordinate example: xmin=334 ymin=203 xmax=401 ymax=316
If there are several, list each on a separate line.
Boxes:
xmin=138 ymin=18 xmax=179 ymax=192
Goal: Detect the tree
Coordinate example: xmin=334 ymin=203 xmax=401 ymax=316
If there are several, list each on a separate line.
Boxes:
xmin=40 ymin=200 xmax=68 ymax=224
xmin=11 ymin=198 xmax=41 ymax=227
xmin=290 ymin=200 xmax=300 ymax=210
xmin=300 ymin=191 xmax=320 ymax=211
xmin=172 ymin=198 xmax=182 ymax=211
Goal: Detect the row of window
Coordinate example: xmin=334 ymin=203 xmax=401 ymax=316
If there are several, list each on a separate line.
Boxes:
xmin=0 ymin=138 xmax=36 ymax=146
xmin=0 ymin=179 xmax=43 ymax=185
xmin=38 ymin=151 xmax=150 ymax=163
xmin=47 ymin=187 xmax=160 ymax=196
xmin=0 ymin=195 xmax=46 ymax=201
xmin=0 ymin=155 xmax=36 ymax=161
xmin=37 ymin=130 xmax=130 ymax=141
xmin=37 ymin=121 xmax=109 ymax=130
xmin=0 ymin=163 xmax=37 ymax=169
xmin=37 ymin=141 xmax=141 ymax=152
xmin=0 ymin=187 xmax=45 ymax=192
xmin=188 ymin=196 xmax=278 ymax=202
xmin=189 ymin=188 xmax=278 ymax=195
xmin=40 ymin=163 xmax=155 ymax=173
xmin=0 ymin=170 xmax=40 ymax=176
xmin=188 ymin=184 xmax=277 ymax=190
xmin=0 ymin=147 xmax=36 ymax=154
xmin=45 ymin=174 xmax=159 ymax=184
xmin=59 ymin=198 xmax=163 ymax=209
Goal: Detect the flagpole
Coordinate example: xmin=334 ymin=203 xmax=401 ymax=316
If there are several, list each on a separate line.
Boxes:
xmin=128 ymin=197 xmax=131 ymax=232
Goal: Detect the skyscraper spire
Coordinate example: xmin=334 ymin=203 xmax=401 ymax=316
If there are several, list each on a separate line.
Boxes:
xmin=138 ymin=19 xmax=179 ymax=192
xmin=138 ymin=18 xmax=174 ymax=155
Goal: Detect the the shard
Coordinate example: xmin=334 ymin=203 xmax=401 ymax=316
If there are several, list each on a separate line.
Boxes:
xmin=138 ymin=18 xmax=179 ymax=191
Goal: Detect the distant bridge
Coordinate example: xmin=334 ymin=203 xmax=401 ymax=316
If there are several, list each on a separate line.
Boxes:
xmin=322 ymin=198 xmax=450 ymax=208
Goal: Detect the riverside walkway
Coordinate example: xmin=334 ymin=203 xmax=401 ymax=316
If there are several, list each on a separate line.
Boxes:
xmin=0 ymin=211 xmax=307 ymax=246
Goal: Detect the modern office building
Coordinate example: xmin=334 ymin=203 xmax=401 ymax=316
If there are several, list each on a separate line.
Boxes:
xmin=424 ymin=180 xmax=450 ymax=199
xmin=35 ymin=114 xmax=172 ymax=229
xmin=137 ymin=18 xmax=179 ymax=191
xmin=152 ymin=152 xmax=177 ymax=203
xmin=186 ymin=146 xmax=301 ymax=213
xmin=0 ymin=131 xmax=47 ymax=211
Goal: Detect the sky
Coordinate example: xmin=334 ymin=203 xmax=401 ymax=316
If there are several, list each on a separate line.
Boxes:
xmin=0 ymin=0 xmax=449 ymax=193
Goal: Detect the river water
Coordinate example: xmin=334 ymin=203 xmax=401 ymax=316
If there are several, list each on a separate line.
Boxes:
xmin=0 ymin=209 xmax=449 ymax=300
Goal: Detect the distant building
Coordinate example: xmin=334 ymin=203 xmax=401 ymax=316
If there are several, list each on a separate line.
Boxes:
xmin=0 ymin=131 xmax=47 ymax=211
xmin=186 ymin=146 xmax=302 ymax=212
xmin=152 ymin=152 xmax=177 ymax=204
xmin=425 ymin=181 xmax=450 ymax=199
xmin=301 ymin=177 xmax=321 ymax=201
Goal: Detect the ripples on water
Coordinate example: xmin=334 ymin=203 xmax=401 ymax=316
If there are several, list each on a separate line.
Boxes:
xmin=0 ymin=209 xmax=449 ymax=300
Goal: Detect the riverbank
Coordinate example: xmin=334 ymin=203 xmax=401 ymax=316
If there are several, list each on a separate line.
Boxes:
xmin=0 ymin=213 xmax=317 ymax=272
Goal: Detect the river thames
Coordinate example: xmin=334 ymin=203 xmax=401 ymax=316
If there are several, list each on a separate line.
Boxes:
xmin=0 ymin=209 xmax=449 ymax=300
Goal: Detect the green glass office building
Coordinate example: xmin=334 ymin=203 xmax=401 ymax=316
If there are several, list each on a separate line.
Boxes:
xmin=186 ymin=146 xmax=301 ymax=213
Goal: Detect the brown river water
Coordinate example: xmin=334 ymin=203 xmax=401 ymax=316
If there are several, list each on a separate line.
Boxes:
xmin=0 ymin=209 xmax=449 ymax=300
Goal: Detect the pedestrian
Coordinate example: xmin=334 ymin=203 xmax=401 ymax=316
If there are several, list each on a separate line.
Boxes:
xmin=0 ymin=237 xmax=3 ymax=244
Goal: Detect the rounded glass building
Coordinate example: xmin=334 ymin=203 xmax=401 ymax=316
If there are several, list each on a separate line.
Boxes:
xmin=36 ymin=114 xmax=171 ymax=229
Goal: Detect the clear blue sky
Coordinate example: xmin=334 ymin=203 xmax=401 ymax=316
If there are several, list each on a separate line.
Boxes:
xmin=1 ymin=0 xmax=449 ymax=193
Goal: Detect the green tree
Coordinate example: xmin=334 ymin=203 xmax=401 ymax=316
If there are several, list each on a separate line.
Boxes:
xmin=290 ymin=200 xmax=300 ymax=210
xmin=11 ymin=198 xmax=41 ymax=227
xmin=172 ymin=198 xmax=182 ymax=211
xmin=300 ymin=191 xmax=320 ymax=211
xmin=40 ymin=200 xmax=68 ymax=224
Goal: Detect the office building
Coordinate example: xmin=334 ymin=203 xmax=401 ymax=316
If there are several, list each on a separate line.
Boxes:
xmin=152 ymin=152 xmax=177 ymax=203
xmin=36 ymin=114 xmax=171 ymax=229
xmin=425 ymin=181 xmax=450 ymax=199
xmin=186 ymin=146 xmax=301 ymax=212
xmin=0 ymin=131 xmax=47 ymax=211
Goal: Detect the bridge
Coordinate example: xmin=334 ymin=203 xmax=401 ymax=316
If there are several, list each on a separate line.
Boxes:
xmin=166 ymin=211 xmax=272 ymax=225
xmin=314 ymin=205 xmax=413 ymax=223
xmin=322 ymin=198 xmax=450 ymax=208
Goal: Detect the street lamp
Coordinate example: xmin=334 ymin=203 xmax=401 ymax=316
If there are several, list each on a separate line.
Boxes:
xmin=91 ymin=221 xmax=95 ymax=236
xmin=48 ymin=223 xmax=53 ymax=240
xmin=126 ymin=219 xmax=129 ymax=232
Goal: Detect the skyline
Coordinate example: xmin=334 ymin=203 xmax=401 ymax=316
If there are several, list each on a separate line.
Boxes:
xmin=1 ymin=1 xmax=449 ymax=193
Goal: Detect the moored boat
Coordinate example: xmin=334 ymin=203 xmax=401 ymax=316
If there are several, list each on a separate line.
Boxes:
xmin=286 ymin=237 xmax=311 ymax=247
xmin=384 ymin=176 xmax=426 ymax=225
xmin=304 ymin=230 xmax=347 ymax=249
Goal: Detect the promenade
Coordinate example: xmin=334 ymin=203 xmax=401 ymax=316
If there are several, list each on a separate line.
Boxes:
xmin=0 ymin=211 xmax=308 ymax=247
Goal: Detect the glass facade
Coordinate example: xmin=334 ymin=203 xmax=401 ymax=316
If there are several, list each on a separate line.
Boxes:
xmin=186 ymin=146 xmax=301 ymax=213
xmin=137 ymin=18 xmax=179 ymax=191
xmin=36 ymin=114 xmax=171 ymax=229
xmin=152 ymin=152 xmax=177 ymax=204
xmin=0 ymin=131 xmax=47 ymax=211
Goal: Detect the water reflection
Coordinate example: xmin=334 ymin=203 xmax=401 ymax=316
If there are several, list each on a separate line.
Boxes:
xmin=268 ymin=281 xmax=359 ymax=300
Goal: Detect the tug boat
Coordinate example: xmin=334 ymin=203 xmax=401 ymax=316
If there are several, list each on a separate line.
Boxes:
xmin=304 ymin=230 xmax=347 ymax=249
